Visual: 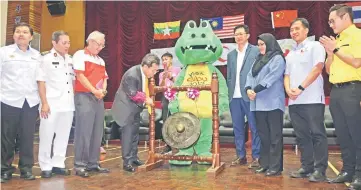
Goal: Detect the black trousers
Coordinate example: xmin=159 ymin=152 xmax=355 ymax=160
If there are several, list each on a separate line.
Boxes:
xmin=289 ymin=104 xmax=328 ymax=173
xmin=1 ymin=101 xmax=39 ymax=173
xmin=255 ymin=109 xmax=283 ymax=172
xmin=121 ymin=112 xmax=141 ymax=166
xmin=330 ymin=83 xmax=361 ymax=177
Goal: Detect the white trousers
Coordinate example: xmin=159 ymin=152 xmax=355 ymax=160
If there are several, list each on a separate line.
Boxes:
xmin=38 ymin=111 xmax=73 ymax=171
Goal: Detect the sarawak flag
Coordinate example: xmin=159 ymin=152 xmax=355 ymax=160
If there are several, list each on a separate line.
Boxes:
xmin=153 ymin=21 xmax=180 ymax=40
xmin=271 ymin=10 xmax=298 ymax=28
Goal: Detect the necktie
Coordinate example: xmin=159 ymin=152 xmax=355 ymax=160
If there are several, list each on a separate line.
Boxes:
xmin=144 ymin=77 xmax=151 ymax=114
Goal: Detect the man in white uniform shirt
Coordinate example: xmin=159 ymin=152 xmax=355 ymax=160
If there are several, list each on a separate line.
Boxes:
xmin=0 ymin=22 xmax=40 ymax=183
xmin=36 ymin=31 xmax=74 ymax=178
xmin=284 ymin=18 xmax=328 ymax=182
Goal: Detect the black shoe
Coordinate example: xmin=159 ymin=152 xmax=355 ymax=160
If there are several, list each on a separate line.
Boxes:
xmin=290 ymin=168 xmax=314 ymax=178
xmin=1 ymin=173 xmax=12 ymax=183
xmin=75 ymin=169 xmax=89 ymax=178
xmin=41 ymin=171 xmax=52 ymax=178
xmin=20 ymin=171 xmax=35 ymax=180
xmin=231 ymin=157 xmax=247 ymax=166
xmin=349 ymin=178 xmax=361 ymax=190
xmin=86 ymin=166 xmax=110 ymax=173
xmin=309 ymin=170 xmax=327 ymax=182
xmin=255 ymin=167 xmax=268 ymax=173
xmin=328 ymin=172 xmax=353 ymax=183
xmin=132 ymin=159 xmax=144 ymax=166
xmin=52 ymin=167 xmax=70 ymax=175
xmin=123 ymin=164 xmax=135 ymax=172
xmin=265 ymin=170 xmax=282 ymax=176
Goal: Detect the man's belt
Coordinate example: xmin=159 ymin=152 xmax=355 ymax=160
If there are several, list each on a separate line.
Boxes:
xmin=333 ymin=80 xmax=361 ymax=88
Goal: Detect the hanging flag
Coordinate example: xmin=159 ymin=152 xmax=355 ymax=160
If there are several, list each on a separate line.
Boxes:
xmin=201 ymin=15 xmax=245 ymax=39
xmin=153 ymin=21 xmax=180 ymax=40
xmin=271 ymin=10 xmax=298 ymax=28
xmin=344 ymin=2 xmax=361 ymax=27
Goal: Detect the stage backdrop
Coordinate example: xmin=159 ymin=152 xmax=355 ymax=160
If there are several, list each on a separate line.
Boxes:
xmin=85 ymin=1 xmax=351 ymax=102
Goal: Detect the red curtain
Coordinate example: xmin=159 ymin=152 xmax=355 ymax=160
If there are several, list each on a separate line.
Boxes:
xmin=85 ymin=1 xmax=349 ymax=102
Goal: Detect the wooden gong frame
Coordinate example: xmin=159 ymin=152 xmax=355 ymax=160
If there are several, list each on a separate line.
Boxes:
xmin=138 ymin=72 xmax=225 ymax=177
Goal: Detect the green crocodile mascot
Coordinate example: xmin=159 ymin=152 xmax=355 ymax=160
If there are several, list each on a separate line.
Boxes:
xmin=168 ymin=20 xmax=229 ymax=165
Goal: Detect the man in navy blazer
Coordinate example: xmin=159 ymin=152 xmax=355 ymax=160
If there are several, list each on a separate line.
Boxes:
xmin=227 ymin=25 xmax=261 ymax=168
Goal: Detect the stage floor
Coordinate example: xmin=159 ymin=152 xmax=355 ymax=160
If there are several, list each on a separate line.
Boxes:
xmin=1 ymin=141 xmax=348 ymax=190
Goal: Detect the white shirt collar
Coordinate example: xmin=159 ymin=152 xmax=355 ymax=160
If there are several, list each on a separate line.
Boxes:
xmin=293 ymin=38 xmax=309 ymax=50
xmin=236 ymin=42 xmax=248 ymax=54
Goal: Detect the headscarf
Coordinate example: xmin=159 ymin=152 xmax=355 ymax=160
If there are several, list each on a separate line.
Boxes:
xmin=252 ymin=33 xmax=285 ymax=77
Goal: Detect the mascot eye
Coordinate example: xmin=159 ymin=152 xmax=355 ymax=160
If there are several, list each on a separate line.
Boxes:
xmin=188 ymin=21 xmax=196 ymax=28
xmin=201 ymin=33 xmax=206 ymax=38
xmin=191 ymin=34 xmax=196 ymax=38
xmin=201 ymin=21 xmax=209 ymax=28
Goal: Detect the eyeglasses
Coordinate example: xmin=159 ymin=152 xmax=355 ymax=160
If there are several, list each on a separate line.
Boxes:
xmin=92 ymin=40 xmax=105 ymax=48
xmin=328 ymin=13 xmax=346 ymax=25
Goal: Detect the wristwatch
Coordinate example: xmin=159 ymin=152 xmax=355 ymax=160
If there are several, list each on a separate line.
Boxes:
xmin=333 ymin=47 xmax=340 ymax=54
xmin=298 ymin=85 xmax=305 ymax=91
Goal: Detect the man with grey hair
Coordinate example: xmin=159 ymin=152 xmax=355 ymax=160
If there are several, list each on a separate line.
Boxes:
xmin=112 ymin=53 xmax=160 ymax=172
xmin=72 ymin=30 xmax=110 ymax=177
xmin=36 ymin=30 xmax=74 ymax=178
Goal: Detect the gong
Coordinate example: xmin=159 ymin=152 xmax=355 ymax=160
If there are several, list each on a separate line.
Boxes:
xmin=162 ymin=112 xmax=201 ymax=149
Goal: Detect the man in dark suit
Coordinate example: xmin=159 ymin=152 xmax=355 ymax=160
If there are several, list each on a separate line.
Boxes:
xmin=227 ymin=25 xmax=261 ymax=168
xmin=111 ymin=53 xmax=160 ymax=172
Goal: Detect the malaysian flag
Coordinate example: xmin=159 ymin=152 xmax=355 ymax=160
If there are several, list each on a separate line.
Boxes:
xmin=201 ymin=15 xmax=245 ymax=39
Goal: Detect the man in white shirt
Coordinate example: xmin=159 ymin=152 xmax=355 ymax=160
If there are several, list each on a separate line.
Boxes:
xmin=36 ymin=31 xmax=74 ymax=178
xmin=285 ymin=18 xmax=328 ymax=182
xmin=226 ymin=25 xmax=261 ymax=168
xmin=0 ymin=22 xmax=40 ymax=183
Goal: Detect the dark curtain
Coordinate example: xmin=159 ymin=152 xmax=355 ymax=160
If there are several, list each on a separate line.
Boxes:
xmin=85 ymin=1 xmax=349 ymax=102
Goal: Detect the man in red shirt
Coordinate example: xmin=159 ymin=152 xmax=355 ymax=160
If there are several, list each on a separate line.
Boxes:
xmin=72 ymin=31 xmax=110 ymax=177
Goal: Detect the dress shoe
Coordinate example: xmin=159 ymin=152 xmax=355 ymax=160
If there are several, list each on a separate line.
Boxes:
xmin=123 ymin=164 xmax=135 ymax=172
xmin=52 ymin=167 xmax=70 ymax=175
xmin=248 ymin=158 xmax=260 ymax=169
xmin=328 ymin=172 xmax=353 ymax=183
xmin=132 ymin=159 xmax=144 ymax=166
xmin=309 ymin=170 xmax=327 ymax=182
xmin=231 ymin=157 xmax=247 ymax=166
xmin=75 ymin=169 xmax=89 ymax=178
xmin=290 ymin=168 xmax=313 ymax=178
xmin=349 ymin=178 xmax=361 ymax=190
xmin=86 ymin=166 xmax=110 ymax=173
xmin=255 ymin=167 xmax=268 ymax=174
xmin=20 ymin=171 xmax=35 ymax=180
xmin=41 ymin=171 xmax=52 ymax=178
xmin=1 ymin=173 xmax=12 ymax=183
xmin=265 ymin=170 xmax=282 ymax=176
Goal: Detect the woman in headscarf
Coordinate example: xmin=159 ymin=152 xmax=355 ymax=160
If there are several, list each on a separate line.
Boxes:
xmin=245 ymin=33 xmax=286 ymax=176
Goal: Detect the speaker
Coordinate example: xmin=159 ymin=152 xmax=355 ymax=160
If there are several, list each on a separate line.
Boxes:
xmin=46 ymin=1 xmax=66 ymax=16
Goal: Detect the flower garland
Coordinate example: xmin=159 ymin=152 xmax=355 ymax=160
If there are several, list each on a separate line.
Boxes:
xmin=186 ymin=88 xmax=200 ymax=100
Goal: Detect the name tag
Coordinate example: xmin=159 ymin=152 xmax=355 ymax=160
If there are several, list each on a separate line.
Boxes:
xmin=52 ymin=62 xmax=59 ymax=65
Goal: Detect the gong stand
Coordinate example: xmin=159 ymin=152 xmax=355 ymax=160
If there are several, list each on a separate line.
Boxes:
xmin=139 ymin=72 xmax=225 ymax=177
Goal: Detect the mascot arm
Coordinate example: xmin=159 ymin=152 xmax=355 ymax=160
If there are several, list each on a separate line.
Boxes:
xmin=168 ymin=68 xmax=186 ymax=114
xmin=213 ymin=67 xmax=230 ymax=116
